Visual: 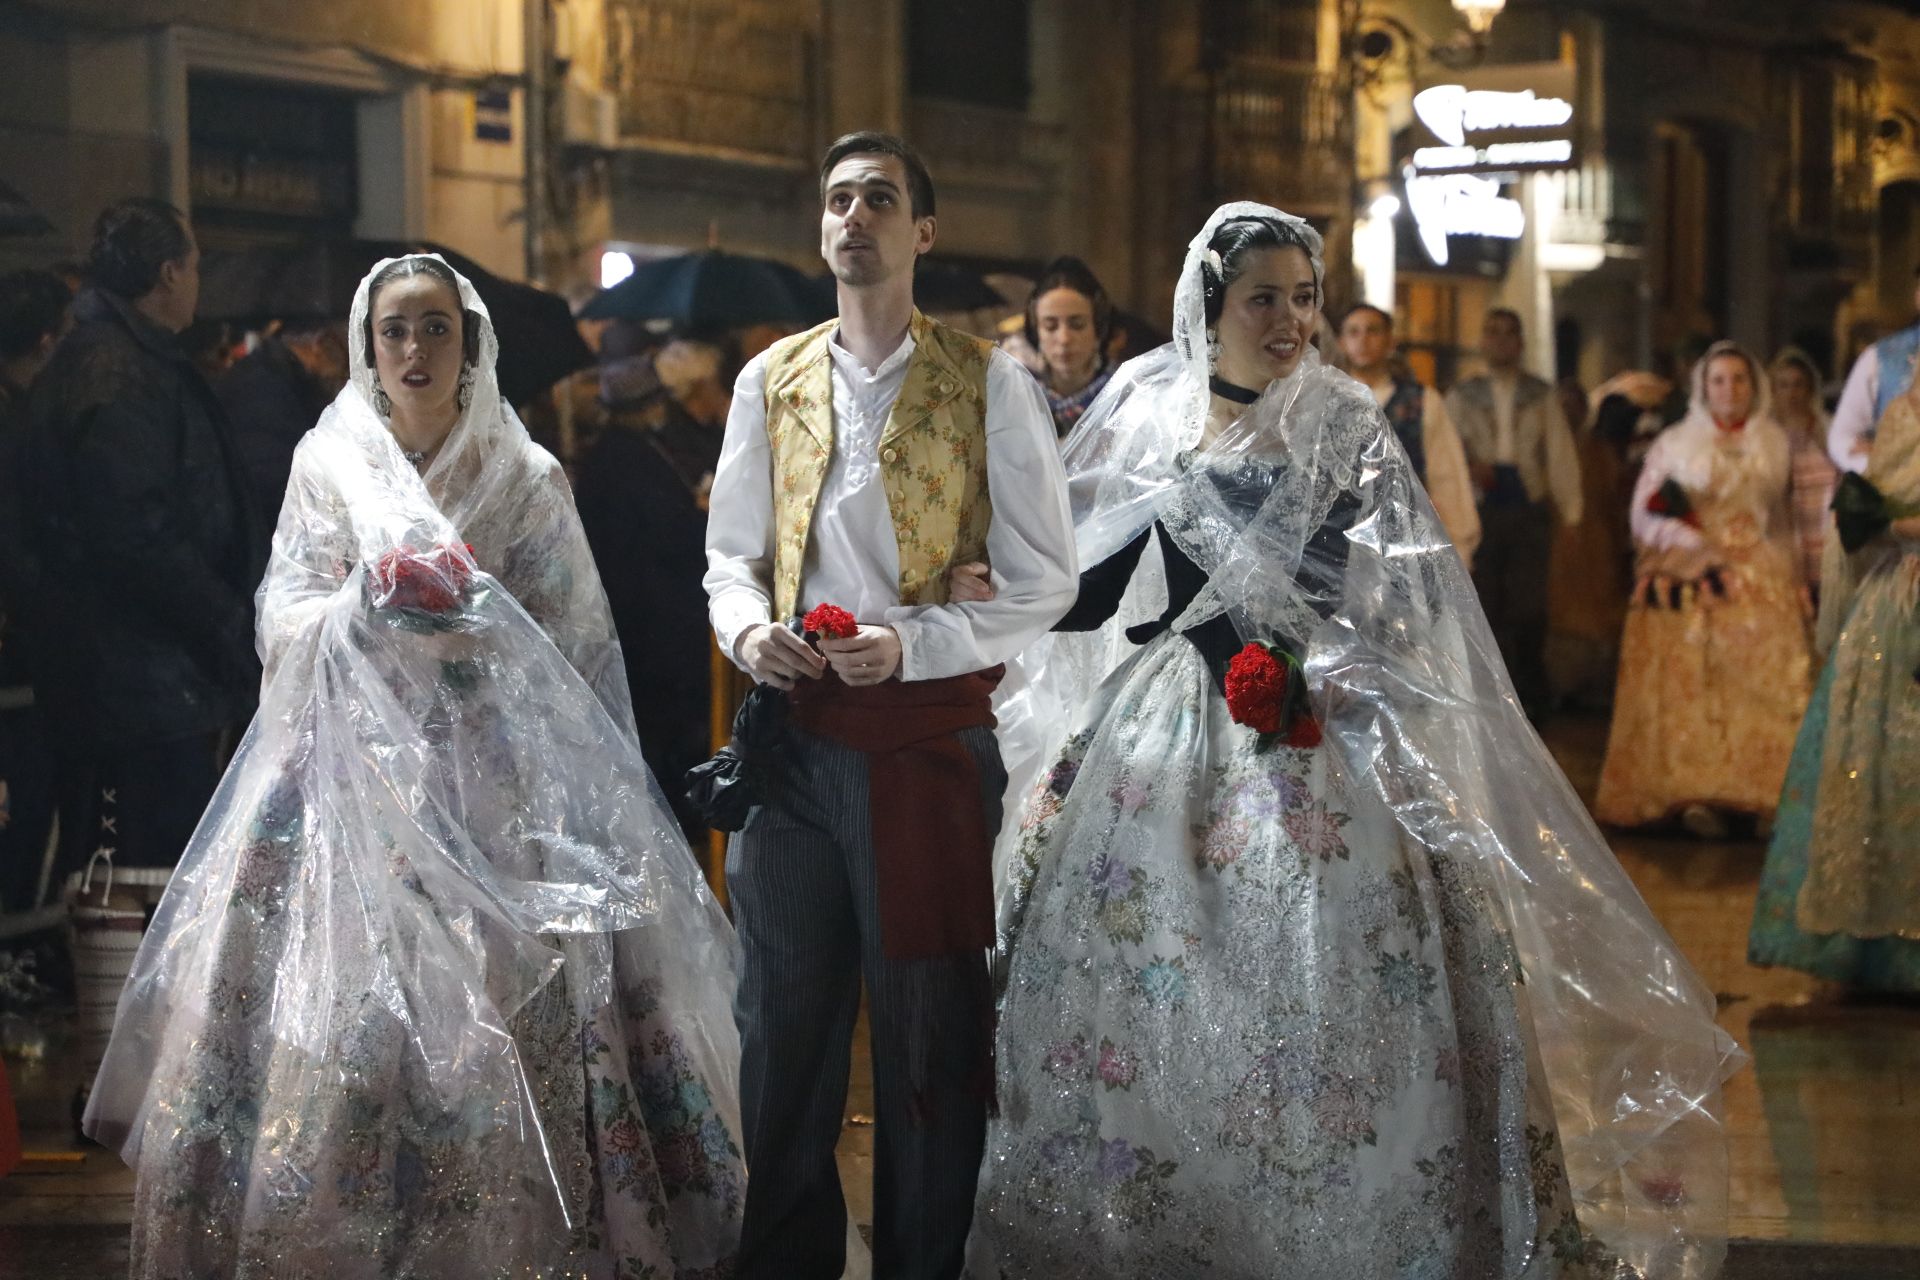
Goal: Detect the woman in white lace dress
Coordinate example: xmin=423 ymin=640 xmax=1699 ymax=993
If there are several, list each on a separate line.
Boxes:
xmin=84 ymin=256 xmax=744 ymax=1279
xmin=963 ymin=207 xmax=1738 ymax=1280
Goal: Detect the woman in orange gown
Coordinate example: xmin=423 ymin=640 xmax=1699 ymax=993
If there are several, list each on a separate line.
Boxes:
xmin=1595 ymin=341 xmax=1813 ymax=835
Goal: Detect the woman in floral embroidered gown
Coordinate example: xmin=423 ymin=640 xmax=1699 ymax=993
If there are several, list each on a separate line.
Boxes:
xmin=1594 ymin=343 xmax=1813 ymax=836
xmin=83 ymin=255 xmax=744 ymax=1278
xmin=964 ymin=206 xmax=1738 ymax=1279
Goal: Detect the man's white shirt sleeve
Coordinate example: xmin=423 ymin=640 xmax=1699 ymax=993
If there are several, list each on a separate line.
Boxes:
xmin=1829 ymin=345 xmax=1879 ymax=470
xmin=703 ymin=352 xmax=777 ymax=665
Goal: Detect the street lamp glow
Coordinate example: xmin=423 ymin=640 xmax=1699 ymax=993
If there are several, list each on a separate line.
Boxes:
xmin=1369 ymin=193 xmax=1402 ymax=220
xmin=600 ymin=250 xmax=635 ymax=289
xmin=1452 ymin=0 xmax=1506 ymax=34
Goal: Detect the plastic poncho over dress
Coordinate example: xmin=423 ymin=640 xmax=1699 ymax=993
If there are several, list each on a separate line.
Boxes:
xmin=85 ymin=256 xmax=745 ymax=1279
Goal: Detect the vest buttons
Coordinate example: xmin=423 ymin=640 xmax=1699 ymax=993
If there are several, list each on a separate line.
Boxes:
xmin=882 ymin=447 xmax=899 ymax=464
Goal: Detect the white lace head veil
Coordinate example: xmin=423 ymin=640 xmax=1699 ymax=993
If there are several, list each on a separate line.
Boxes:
xmin=1061 ymin=201 xmax=1330 ymax=569
xmin=1003 ymin=203 xmax=1741 ymax=1276
xmin=342 ymin=253 xmax=522 ymax=552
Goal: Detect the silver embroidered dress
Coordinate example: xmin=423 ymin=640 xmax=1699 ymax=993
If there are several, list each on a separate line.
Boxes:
xmin=83 ymin=256 xmax=745 ymax=1279
xmin=969 ymin=206 xmax=1739 ymax=1280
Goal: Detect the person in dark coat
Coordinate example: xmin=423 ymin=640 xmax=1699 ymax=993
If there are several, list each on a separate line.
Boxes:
xmin=18 ymin=198 xmax=263 ymax=884
xmin=0 ymin=268 xmax=72 ymax=912
xmin=216 ymin=320 xmax=347 ymax=537
xmin=572 ymin=342 xmax=721 ymax=841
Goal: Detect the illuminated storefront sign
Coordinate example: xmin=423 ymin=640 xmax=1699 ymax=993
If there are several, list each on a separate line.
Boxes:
xmin=1408 ymin=62 xmax=1578 ymax=178
xmin=1399 ymin=61 xmax=1576 ymax=265
xmin=1404 ymin=168 xmax=1524 ymax=266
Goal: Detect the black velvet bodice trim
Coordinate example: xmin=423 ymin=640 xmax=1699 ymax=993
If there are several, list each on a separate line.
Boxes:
xmin=1055 ymin=487 xmax=1361 ymax=695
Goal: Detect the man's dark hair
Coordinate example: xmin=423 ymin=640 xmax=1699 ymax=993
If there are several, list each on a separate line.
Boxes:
xmin=819 ymin=132 xmax=936 ymax=220
xmin=1339 ymin=302 xmax=1394 ymax=331
xmin=87 ymin=198 xmax=193 ymax=300
xmin=1025 ymin=255 xmax=1113 ymax=349
xmin=362 ymin=256 xmax=482 ymax=368
xmin=1484 ymin=306 xmax=1524 ymax=334
xmin=0 ymin=268 xmax=71 ymax=360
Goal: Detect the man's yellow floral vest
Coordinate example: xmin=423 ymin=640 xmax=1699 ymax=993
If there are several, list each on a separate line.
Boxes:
xmin=762 ymin=310 xmax=994 ymax=620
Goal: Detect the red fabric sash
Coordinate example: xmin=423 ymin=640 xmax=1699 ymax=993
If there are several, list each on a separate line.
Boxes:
xmin=789 ymin=666 xmax=1004 ymax=960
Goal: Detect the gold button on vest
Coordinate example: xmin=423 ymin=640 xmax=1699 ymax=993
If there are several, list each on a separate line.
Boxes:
xmin=762 ymin=311 xmax=995 ymax=620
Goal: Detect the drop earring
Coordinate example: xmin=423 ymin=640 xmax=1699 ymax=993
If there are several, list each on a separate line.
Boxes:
xmin=457 ymin=364 xmax=476 ymax=412
xmin=371 ymin=373 xmax=392 ymax=417
xmin=1206 ymin=328 xmax=1221 ymax=375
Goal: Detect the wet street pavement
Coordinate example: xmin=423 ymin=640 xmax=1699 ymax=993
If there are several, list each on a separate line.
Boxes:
xmin=3 ymin=713 xmax=1916 ymax=1278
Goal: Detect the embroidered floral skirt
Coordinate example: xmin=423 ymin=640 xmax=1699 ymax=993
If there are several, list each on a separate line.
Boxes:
xmin=967 ymin=635 xmax=1601 ymax=1279
xmin=117 ymin=772 xmax=744 ymax=1280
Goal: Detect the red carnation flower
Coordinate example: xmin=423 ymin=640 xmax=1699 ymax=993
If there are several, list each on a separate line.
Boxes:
xmin=1225 ymin=643 xmax=1288 ymax=735
xmin=374 ymin=542 xmax=475 ymax=614
xmin=1226 ymin=640 xmax=1323 ymax=750
xmin=802 ymin=603 xmax=859 ymax=640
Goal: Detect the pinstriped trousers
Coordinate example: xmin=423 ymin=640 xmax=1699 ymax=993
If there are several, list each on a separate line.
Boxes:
xmin=726 ymin=722 xmax=1004 ymax=1280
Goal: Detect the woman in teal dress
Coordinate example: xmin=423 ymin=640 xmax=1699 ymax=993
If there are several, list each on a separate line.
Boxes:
xmin=1749 ymin=376 xmax=1920 ymax=991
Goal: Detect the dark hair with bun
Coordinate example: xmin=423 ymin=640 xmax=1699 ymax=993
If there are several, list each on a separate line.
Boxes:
xmin=1024 ymin=255 xmax=1113 ymax=350
xmin=87 ymin=198 xmax=192 ymax=301
xmin=1200 ymin=216 xmax=1323 ymax=326
xmin=362 ymin=256 xmax=482 ymax=369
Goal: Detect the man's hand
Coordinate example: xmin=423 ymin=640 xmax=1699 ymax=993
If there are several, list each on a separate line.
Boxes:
xmin=738 ymin=622 xmax=826 ymax=691
xmin=946 ymin=560 xmax=996 ymax=603
xmin=819 ymin=625 xmax=903 ymax=686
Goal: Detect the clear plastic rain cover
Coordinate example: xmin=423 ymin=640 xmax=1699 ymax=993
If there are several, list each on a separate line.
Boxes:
xmin=83 ymin=256 xmax=744 ymax=1278
xmin=985 ymin=205 xmax=1742 ymax=1279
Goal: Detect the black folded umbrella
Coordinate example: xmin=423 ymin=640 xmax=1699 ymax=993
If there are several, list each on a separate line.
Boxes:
xmin=582 ymin=249 xmax=827 ymax=331
xmin=198 ymin=239 xmax=593 ymax=408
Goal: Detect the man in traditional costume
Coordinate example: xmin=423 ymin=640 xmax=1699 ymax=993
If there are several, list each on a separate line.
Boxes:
xmin=702 ymin=131 xmax=1076 ymax=1280
xmin=1446 ymin=307 xmax=1583 ymax=722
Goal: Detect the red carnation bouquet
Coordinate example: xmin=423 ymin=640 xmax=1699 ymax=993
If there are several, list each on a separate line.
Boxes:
xmin=1644 ymin=478 xmax=1701 ymax=530
xmin=801 ymin=603 xmax=859 ymax=642
xmin=1225 ymin=641 xmax=1321 ymax=751
xmin=369 ymin=542 xmax=481 ymax=630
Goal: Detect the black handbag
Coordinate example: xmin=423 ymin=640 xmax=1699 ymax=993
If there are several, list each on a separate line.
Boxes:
xmin=683 ymin=681 xmax=790 ymax=832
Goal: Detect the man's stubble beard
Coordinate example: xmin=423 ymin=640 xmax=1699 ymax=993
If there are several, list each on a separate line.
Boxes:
xmin=832 ymin=256 xmax=889 ymax=289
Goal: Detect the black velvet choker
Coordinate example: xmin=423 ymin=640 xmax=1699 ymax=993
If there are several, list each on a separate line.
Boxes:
xmin=1208 ymin=375 xmax=1261 ymax=405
